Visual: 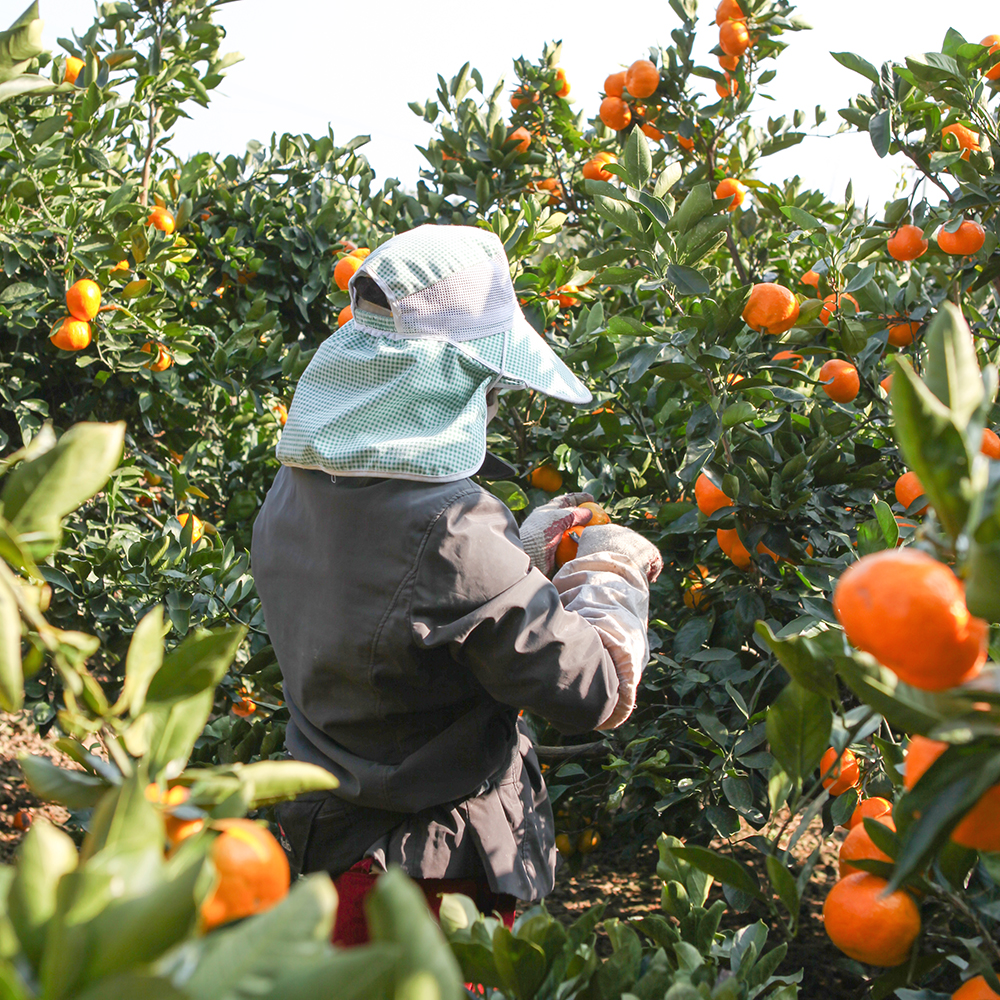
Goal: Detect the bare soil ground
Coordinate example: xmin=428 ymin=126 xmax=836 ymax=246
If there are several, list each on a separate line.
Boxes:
xmin=0 ymin=711 xmax=75 ymax=864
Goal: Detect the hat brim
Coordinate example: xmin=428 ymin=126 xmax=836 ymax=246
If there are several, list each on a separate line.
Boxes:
xmin=453 ymin=308 xmax=592 ymax=406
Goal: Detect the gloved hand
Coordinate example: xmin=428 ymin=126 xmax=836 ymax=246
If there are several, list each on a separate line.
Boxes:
xmin=573 ymin=524 xmax=664 ymax=584
xmin=519 ymin=492 xmax=595 ymax=576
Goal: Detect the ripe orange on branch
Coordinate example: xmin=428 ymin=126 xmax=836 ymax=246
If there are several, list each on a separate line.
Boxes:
xmin=66 ymin=279 xmax=101 ymax=321
xmin=527 ymin=464 xmax=562 ymax=492
xmin=50 ymin=317 xmax=92 ymax=351
xmin=887 ymin=225 xmax=928 ymax=261
xmin=772 ymin=350 xmax=804 ymax=368
xmin=599 ymin=96 xmax=631 ymax=131
xmin=982 ymin=427 xmax=1000 ymax=459
xmin=818 ymin=359 xmax=859 ymax=403
xmin=982 ymin=34 xmax=1000 ymax=80
xmin=64 ymin=56 xmax=84 ymax=85
xmin=147 ymin=206 xmax=175 ymax=234
xmin=819 ymin=292 xmax=859 ymax=325
xmin=334 ymin=254 xmax=363 ymax=291
xmin=507 ymin=126 xmax=531 ymax=154
xmin=141 ymin=341 xmax=173 ymax=372
xmin=833 ymin=549 xmax=987 ymax=691
xmin=177 ymin=512 xmax=204 ymax=544
xmin=941 ymin=122 xmax=980 ymax=160
xmin=938 ymin=220 xmax=985 ymax=256
xmin=200 ymin=819 xmax=290 ymax=931
xmin=716 ymin=0 xmax=746 ymax=23
xmin=624 ymin=59 xmax=659 ymax=98
xmin=954 ymin=976 xmax=1000 ymax=1000
xmin=903 ymin=735 xmax=1000 ymax=853
xmin=886 ymin=318 xmax=920 ymax=347
xmin=823 ymin=872 xmax=920 ymax=966
xmin=716 ymin=74 xmax=739 ymax=99
xmin=582 ymin=152 xmax=616 ymax=181
xmin=719 ymin=19 xmax=751 ymax=57
xmin=894 ymin=470 xmax=928 ymax=515
xmin=715 ymin=177 xmax=746 ymax=211
xmin=604 ymin=71 xmax=625 ymax=97
xmin=695 ymin=473 xmax=732 ymax=516
xmin=848 ymin=796 xmax=893 ymax=830
xmin=821 ymin=747 xmax=860 ymax=795
xmin=742 ymin=283 xmax=799 ymax=335
xmin=839 ymin=813 xmax=896 ymax=877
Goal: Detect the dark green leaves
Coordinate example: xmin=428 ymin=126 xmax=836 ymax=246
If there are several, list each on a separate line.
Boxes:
xmin=765 ymin=681 xmax=831 ymax=791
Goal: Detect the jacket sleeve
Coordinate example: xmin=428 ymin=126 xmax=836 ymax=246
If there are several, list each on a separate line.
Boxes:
xmin=409 ymin=488 xmax=620 ymax=734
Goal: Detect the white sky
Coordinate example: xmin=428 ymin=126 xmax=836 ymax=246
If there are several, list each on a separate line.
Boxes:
xmin=38 ymin=1 xmax=992 ymax=210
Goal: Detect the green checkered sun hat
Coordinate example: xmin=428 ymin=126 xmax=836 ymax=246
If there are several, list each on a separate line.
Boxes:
xmin=277 ymin=225 xmax=592 ymax=483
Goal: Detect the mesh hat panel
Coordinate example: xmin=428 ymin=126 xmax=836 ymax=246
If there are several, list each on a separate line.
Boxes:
xmin=392 ymin=256 xmax=516 ymax=341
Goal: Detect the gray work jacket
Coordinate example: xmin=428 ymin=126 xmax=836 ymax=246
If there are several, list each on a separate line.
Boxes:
xmin=251 ymin=466 xmax=619 ymax=899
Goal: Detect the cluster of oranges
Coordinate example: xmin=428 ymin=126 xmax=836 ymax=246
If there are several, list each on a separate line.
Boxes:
xmin=888 ymin=219 xmax=985 ymax=260
xmin=598 ymin=59 xmax=663 ymax=138
xmin=817 ymin=747 xmax=922 ymax=968
xmin=714 ymin=0 xmax=750 ymax=99
xmin=145 ymin=783 xmax=290 ymax=933
xmin=816 ymin=546 xmax=1000 ymax=970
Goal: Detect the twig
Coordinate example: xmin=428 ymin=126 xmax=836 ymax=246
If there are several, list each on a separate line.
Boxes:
xmin=726 ymin=231 xmax=750 ymax=285
xmin=139 ymin=103 xmax=162 ymax=207
xmin=534 ymin=740 xmax=611 ymax=761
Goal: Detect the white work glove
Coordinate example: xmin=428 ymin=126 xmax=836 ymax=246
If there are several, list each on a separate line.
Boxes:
xmin=554 ymin=525 xmax=663 ymax=730
xmin=574 ymin=524 xmax=664 ymax=584
xmin=519 ymin=492 xmax=595 ymax=576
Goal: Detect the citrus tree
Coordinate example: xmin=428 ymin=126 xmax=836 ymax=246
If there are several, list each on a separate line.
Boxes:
xmin=4 ymin=0 xmax=1000 ymax=995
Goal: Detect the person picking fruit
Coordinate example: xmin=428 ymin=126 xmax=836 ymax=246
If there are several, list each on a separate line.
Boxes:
xmin=251 ymin=225 xmax=662 ymax=945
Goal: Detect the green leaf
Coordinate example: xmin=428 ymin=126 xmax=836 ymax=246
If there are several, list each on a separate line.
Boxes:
xmin=492 ymin=926 xmax=547 ymax=999
xmin=764 ymin=856 xmax=801 ymax=929
xmin=754 ymin=622 xmax=840 ymax=698
xmin=19 ymin=754 xmax=109 ymax=809
xmin=664 ymin=183 xmax=714 ymax=234
xmin=780 ymin=206 xmax=824 ymax=231
xmin=143 ymin=687 xmax=216 ymax=778
xmin=115 ymin=606 xmax=164 ymax=718
xmin=487 ymin=481 xmax=528 ymax=512
xmin=593 ymin=196 xmax=645 ymax=242
xmin=869 ymin=110 xmax=891 ymax=158
xmin=73 ymin=974 xmax=188 ymax=1000
xmin=890 ymin=355 xmax=972 ymax=542
xmin=722 ymin=401 xmax=757 ymax=427
xmin=622 ymin=127 xmax=652 ymax=191
xmin=7 ymin=819 xmax=78 ymax=967
xmin=830 ymin=51 xmax=881 ymax=85
xmin=0 ymin=3 xmax=45 ymax=84
xmin=234 ymin=760 xmax=338 ymax=807
xmin=77 ymin=858 xmax=205 ymax=988
xmin=366 ymin=867 xmax=465 ymax=1000
xmin=844 ymin=263 xmax=877 ymax=293
xmin=0 ymin=566 xmax=23 ymax=712
xmin=921 ymin=301 xmax=985 ymax=426
xmin=0 ymin=423 xmax=125 ymax=557
xmin=145 ymin=626 xmax=245 ymax=706
xmin=765 ymin=681 xmax=832 ymax=790
xmin=657 ymin=834 xmax=712 ymax=906
xmin=666 ymin=264 xmax=711 ymax=296
xmin=965 ymin=537 xmax=1000 ymax=623
xmin=172 ymin=874 xmax=340 ymax=1000
xmin=670 ymin=846 xmax=763 ymax=899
